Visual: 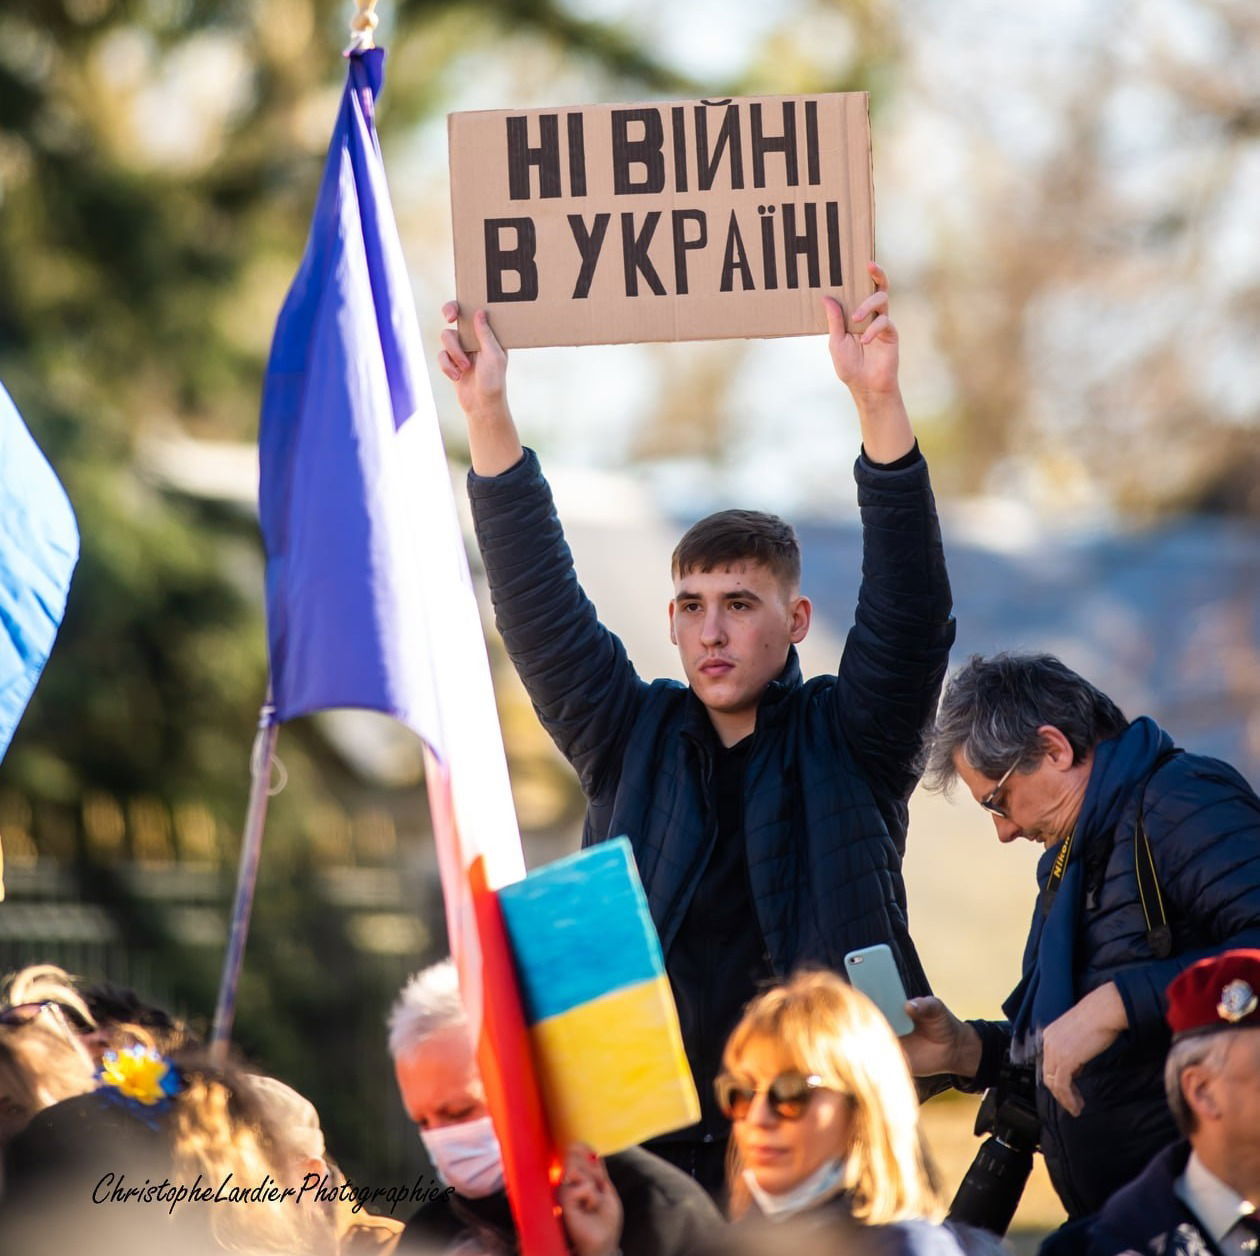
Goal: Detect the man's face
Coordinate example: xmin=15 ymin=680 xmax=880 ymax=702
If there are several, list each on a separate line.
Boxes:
xmin=952 ymin=738 xmax=1089 ymax=848
xmin=393 ymin=1024 xmax=487 ymax=1132
xmin=1198 ymin=1027 xmax=1260 ymax=1160
xmin=668 ymin=561 xmax=811 ymax=745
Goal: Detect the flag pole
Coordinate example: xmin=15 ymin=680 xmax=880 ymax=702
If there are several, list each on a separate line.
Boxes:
xmin=210 ymin=697 xmax=280 ymax=1062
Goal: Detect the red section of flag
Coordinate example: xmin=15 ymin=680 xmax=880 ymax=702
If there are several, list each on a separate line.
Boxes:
xmin=470 ymin=855 xmax=567 ymax=1255
xmin=425 ymin=747 xmax=565 ymax=1256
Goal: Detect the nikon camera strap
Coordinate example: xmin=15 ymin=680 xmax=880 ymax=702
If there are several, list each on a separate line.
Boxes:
xmin=1082 ymin=746 xmax=1183 ymax=957
xmin=1133 ymin=747 xmax=1183 ymax=958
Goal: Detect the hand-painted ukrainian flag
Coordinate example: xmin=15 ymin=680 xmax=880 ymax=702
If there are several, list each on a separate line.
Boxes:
xmin=497 ymin=838 xmax=699 ymax=1154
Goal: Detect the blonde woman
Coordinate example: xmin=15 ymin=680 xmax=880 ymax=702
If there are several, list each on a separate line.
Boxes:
xmin=717 ymin=971 xmax=1002 ymax=1254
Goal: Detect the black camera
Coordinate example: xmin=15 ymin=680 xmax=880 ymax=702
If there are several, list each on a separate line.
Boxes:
xmin=946 ymin=1063 xmax=1041 ymax=1237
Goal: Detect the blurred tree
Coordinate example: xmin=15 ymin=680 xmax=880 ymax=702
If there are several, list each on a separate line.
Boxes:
xmin=0 ymin=0 xmax=688 ymax=1187
xmin=903 ymin=0 xmax=1260 ymax=515
xmin=0 ymin=0 xmax=686 ymax=823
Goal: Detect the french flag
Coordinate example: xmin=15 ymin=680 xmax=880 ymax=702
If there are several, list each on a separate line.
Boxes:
xmin=256 ymin=48 xmax=565 ymax=1254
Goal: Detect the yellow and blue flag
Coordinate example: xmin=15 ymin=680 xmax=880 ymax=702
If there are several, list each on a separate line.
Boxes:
xmin=498 ymin=838 xmax=699 ymax=1154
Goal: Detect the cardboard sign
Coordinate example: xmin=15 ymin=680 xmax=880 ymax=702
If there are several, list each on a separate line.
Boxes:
xmin=449 ymin=94 xmax=875 ymax=349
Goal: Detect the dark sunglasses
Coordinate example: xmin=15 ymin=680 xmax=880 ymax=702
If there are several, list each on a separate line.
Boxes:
xmin=714 ymin=1070 xmax=829 ymax=1122
xmin=979 ymin=761 xmax=1020 ymax=819
xmin=0 ymin=1000 xmax=90 ymax=1030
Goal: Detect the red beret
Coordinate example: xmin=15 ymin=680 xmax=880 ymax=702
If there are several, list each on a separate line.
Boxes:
xmin=1166 ymin=949 xmax=1260 ymax=1039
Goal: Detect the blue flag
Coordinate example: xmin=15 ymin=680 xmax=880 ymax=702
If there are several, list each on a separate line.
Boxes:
xmin=260 ymin=49 xmax=443 ymax=739
xmin=0 ymin=383 xmax=79 ymax=761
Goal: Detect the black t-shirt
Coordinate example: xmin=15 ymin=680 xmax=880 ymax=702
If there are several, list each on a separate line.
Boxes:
xmin=660 ymin=732 xmax=773 ymax=1143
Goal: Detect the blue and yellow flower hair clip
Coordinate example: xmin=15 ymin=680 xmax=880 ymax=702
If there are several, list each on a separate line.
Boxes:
xmin=97 ymin=1045 xmax=183 ymax=1124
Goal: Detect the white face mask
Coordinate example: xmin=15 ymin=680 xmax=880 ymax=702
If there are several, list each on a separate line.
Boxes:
xmin=420 ymin=1115 xmax=505 ymax=1199
xmin=744 ymin=1157 xmax=846 ymax=1219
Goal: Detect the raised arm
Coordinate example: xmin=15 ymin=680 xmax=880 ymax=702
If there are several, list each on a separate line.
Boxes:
xmin=823 ymin=262 xmax=915 ymax=463
xmin=438 ymin=302 xmax=524 ymax=476
xmin=824 ymin=265 xmax=956 ymax=806
xmin=438 ymin=303 xmax=648 ymax=801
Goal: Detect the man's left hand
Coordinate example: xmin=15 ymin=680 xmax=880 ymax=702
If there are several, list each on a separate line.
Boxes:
xmin=823 ymin=262 xmax=915 ymax=463
xmin=1040 ymin=982 xmax=1128 ymax=1117
xmin=824 ymin=261 xmax=899 ymax=402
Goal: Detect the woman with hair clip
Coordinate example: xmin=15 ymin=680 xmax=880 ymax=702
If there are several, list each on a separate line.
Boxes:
xmin=0 ymin=1045 xmax=349 ymax=1256
xmin=712 ymin=970 xmax=1003 ymax=1254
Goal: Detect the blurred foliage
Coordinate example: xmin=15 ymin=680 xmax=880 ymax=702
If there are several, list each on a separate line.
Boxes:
xmin=0 ymin=0 xmax=689 ymax=823
xmin=907 ymin=0 xmax=1260 ymax=514
xmin=0 ymin=0 xmax=689 ymax=1190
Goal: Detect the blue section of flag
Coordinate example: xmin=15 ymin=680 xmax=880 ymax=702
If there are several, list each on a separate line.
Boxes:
xmin=258 ymin=48 xmax=431 ymax=736
xmin=0 ymin=383 xmax=79 ymax=761
xmin=497 ymin=838 xmax=665 ymax=1024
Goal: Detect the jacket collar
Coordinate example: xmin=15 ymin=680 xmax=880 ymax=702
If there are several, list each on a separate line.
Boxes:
xmin=450 ymin=1188 xmax=516 ymax=1251
xmin=681 ymin=646 xmax=803 ymax=746
xmin=1097 ymin=1141 xmax=1224 ymax=1256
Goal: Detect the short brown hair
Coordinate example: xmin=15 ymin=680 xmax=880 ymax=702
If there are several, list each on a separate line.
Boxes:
xmin=671 ymin=510 xmax=800 ymax=588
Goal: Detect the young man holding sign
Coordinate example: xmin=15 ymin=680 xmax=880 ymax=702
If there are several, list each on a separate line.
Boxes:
xmin=437 ymin=264 xmax=954 ymax=1196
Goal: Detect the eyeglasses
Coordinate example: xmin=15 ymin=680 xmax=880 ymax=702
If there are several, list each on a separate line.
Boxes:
xmin=0 ymin=1000 xmax=89 ymax=1030
xmin=979 ymin=761 xmax=1020 ymax=820
xmin=714 ymin=1070 xmax=829 ymax=1122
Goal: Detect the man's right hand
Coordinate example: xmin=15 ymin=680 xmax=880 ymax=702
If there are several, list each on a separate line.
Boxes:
xmin=438 ymin=302 xmax=523 ymax=476
xmin=901 ymin=996 xmax=983 ymax=1079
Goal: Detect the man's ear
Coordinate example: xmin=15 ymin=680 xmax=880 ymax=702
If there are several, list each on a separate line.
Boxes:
xmin=789 ymin=595 xmax=812 ymax=644
xmin=1181 ymin=1063 xmax=1223 ymax=1126
xmin=1037 ymin=725 xmax=1077 ymax=771
xmin=668 ymin=600 xmax=677 ymax=646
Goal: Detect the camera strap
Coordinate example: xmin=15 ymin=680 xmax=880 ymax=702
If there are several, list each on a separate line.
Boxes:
xmin=1081 ymin=747 xmax=1183 ymax=956
xmin=1037 ymin=827 xmax=1076 ymax=917
xmin=1133 ymin=748 xmax=1182 ymax=958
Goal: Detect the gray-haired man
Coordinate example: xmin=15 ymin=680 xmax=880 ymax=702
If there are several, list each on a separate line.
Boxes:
xmin=1085 ymin=949 xmax=1260 ymax=1255
xmin=902 ymin=653 xmax=1260 ymax=1219
xmin=387 ymin=960 xmax=720 ymax=1255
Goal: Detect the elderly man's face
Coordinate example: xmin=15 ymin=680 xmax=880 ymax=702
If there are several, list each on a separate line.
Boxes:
xmin=394 ymin=1024 xmax=488 ymax=1131
xmin=1200 ymin=1027 xmax=1260 ymax=1156
xmin=953 ymin=729 xmax=1091 ymax=849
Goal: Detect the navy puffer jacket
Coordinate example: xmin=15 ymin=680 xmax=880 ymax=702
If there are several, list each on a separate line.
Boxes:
xmin=467 ymin=448 xmax=955 ymax=989
xmin=967 ymin=730 xmax=1260 ymax=1218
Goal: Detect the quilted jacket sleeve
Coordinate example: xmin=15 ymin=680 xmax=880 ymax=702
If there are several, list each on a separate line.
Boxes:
xmin=832 ymin=450 xmax=956 ymax=805
xmin=467 ymin=449 xmax=648 ymax=800
xmin=1110 ymin=757 xmax=1260 ymax=1047
xmin=945 ymin=1018 xmax=1012 ymax=1093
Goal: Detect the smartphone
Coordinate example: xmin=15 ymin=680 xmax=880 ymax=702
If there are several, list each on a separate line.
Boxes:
xmin=843 ymin=943 xmax=913 ymax=1036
